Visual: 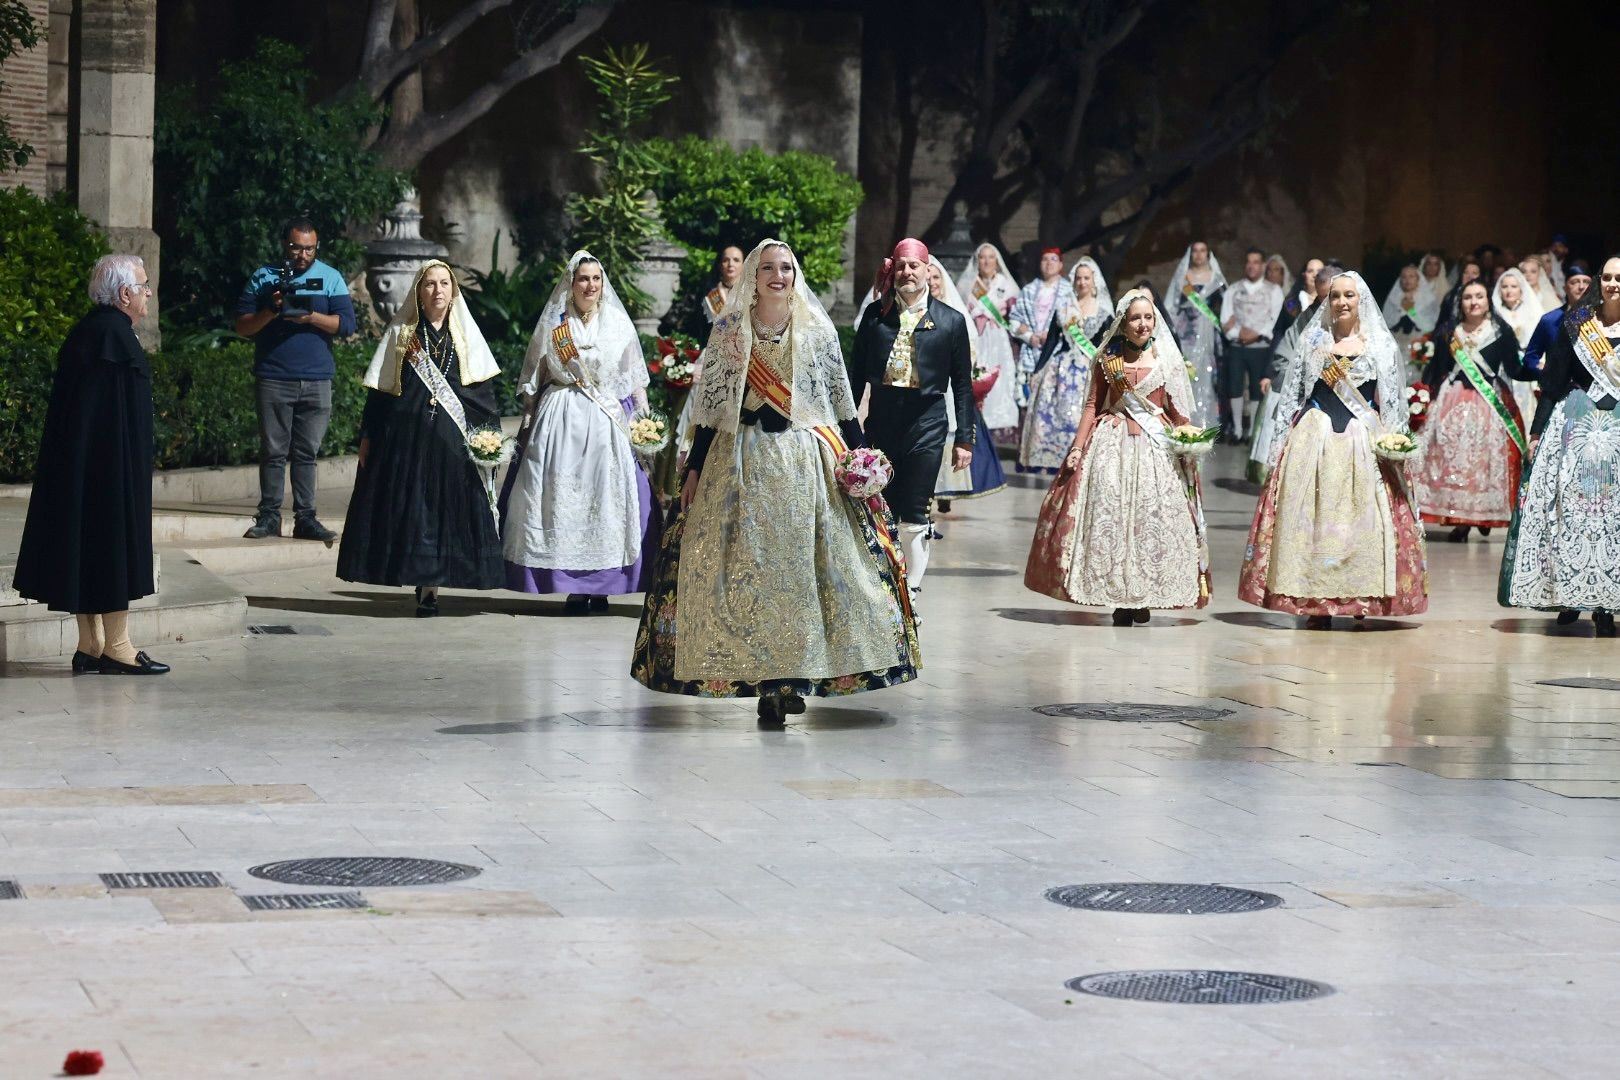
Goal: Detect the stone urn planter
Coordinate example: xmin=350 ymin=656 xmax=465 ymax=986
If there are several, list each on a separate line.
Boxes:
xmin=633 ymin=235 xmax=688 ymax=336
xmin=366 ymin=188 xmax=449 ymax=322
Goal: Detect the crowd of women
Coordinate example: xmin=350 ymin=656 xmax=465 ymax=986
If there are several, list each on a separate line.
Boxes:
xmin=19 ymin=232 xmax=1616 ymax=711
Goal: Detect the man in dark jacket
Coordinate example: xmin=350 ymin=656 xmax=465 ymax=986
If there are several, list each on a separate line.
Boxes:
xmin=848 ymin=238 xmax=974 ymax=606
xmin=12 ymin=255 xmax=169 ymax=675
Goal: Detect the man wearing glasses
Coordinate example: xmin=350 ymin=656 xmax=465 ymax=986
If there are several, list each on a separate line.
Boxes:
xmin=233 ymin=217 xmax=356 ymax=541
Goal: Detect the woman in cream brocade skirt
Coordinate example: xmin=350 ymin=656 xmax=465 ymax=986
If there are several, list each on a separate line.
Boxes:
xmin=632 ymin=424 xmax=918 ymax=698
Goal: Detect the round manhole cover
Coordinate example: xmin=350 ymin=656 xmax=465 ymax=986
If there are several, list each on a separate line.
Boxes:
xmin=1045 ymin=883 xmax=1281 ymax=914
xmin=247 ymin=857 xmax=481 ymax=887
xmin=1033 ymin=703 xmax=1234 ymax=722
xmin=1067 ymin=969 xmax=1332 ymax=1004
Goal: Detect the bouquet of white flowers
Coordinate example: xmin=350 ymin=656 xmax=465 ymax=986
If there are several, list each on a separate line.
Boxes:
xmin=1372 ymin=431 xmax=1419 ymax=462
xmin=628 ymin=411 xmax=671 ymax=454
xmin=1166 ymin=424 xmax=1220 ymax=458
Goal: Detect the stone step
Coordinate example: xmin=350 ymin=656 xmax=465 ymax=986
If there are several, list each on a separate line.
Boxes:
xmin=152 ymin=508 xmax=253 ymax=542
xmin=0 ymin=548 xmax=244 ymax=662
xmin=182 ymin=535 xmax=340 ymax=577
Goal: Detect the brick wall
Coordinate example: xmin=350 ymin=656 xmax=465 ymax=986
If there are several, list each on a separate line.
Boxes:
xmin=0 ymin=0 xmax=50 ymax=193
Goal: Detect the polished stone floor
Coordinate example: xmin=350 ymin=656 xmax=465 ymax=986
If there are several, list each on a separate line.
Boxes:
xmin=3 ymin=447 xmax=1619 ymax=1078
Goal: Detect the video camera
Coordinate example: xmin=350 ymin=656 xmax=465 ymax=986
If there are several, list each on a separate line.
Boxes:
xmin=257 ymin=261 xmax=324 ymax=316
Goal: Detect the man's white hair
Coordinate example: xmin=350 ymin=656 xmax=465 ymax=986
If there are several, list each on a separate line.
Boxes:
xmin=87 ymin=254 xmax=145 ymax=306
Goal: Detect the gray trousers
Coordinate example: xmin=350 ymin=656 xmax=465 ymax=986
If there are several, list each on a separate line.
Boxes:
xmin=255 ymin=377 xmax=332 ymax=519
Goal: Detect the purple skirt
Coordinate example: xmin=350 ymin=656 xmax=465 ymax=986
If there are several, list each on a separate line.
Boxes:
xmin=498 ymin=398 xmax=662 ymax=597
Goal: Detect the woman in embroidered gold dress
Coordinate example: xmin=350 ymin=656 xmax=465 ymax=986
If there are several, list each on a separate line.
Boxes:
xmin=1024 ymin=289 xmax=1210 ymax=625
xmin=631 ymin=240 xmax=919 ymax=724
xmin=1238 ymin=270 xmax=1428 ymax=629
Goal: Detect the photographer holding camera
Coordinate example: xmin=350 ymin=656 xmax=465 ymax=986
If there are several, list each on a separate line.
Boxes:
xmin=234 ymin=218 xmax=356 ymax=541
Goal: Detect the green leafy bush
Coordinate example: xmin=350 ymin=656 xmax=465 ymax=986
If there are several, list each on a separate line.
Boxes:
xmin=0 ymin=186 xmax=110 ymax=343
xmin=0 ymin=337 xmax=374 ymax=482
xmin=154 ymin=38 xmax=406 ymax=328
xmin=567 ymin=44 xmax=678 ymax=316
xmin=649 ymin=136 xmax=864 ymax=308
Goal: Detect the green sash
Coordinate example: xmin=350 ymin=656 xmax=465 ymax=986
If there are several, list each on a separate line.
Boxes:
xmin=1451 ymin=339 xmax=1527 ymax=454
xmin=978 ymin=293 xmax=1010 ymax=331
xmin=1182 ymin=286 xmax=1221 ymax=328
xmin=1064 ymin=319 xmax=1097 ymax=358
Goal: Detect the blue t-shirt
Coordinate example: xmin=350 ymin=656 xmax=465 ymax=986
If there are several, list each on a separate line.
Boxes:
xmin=235 ymin=259 xmax=357 ymax=381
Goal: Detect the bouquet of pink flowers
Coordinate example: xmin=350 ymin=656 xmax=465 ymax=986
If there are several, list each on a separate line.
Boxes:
xmin=834 ymin=447 xmax=893 ymax=500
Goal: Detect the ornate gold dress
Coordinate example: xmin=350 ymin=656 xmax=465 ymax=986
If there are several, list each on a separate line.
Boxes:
xmin=632 ymin=329 xmax=919 ymax=698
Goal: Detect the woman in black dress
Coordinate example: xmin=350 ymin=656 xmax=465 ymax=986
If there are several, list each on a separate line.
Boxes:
xmin=337 ymin=261 xmax=505 ymax=615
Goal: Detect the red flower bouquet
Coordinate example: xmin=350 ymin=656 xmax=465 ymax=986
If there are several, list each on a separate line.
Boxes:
xmin=1405 ymin=382 xmax=1432 ymax=428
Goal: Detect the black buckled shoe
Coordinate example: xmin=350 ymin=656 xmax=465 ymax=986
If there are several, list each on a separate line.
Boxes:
xmin=71 ymin=650 xmax=101 ymax=674
xmin=98 ymin=651 xmax=170 ymax=675
xmin=414 ymin=587 xmax=439 ymax=618
xmin=243 ymin=514 xmax=281 ymax=539
xmin=293 ymin=517 xmax=337 ymax=543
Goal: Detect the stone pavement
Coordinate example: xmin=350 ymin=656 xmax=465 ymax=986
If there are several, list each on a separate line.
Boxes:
xmin=2 ymin=447 xmax=1618 ymax=1078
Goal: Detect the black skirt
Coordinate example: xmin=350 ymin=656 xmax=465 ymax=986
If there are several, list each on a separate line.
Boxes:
xmin=336 ymin=361 xmax=506 ymax=589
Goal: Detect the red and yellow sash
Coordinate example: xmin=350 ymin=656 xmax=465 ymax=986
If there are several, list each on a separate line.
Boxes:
xmin=551 ymin=320 xmax=579 ymax=365
xmin=705 ymin=287 xmax=727 ymax=318
xmin=742 ymin=357 xmax=914 ymax=624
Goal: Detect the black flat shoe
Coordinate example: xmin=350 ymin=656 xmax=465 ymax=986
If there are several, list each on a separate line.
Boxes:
xmin=757 ymin=697 xmax=785 ymax=727
xmin=1112 ymin=608 xmax=1133 ymax=626
xmin=1133 ymin=608 xmax=1150 ymax=624
xmin=1305 ymin=615 xmax=1333 ymax=631
xmin=589 ymin=595 xmax=609 ymax=613
xmin=1556 ymin=610 xmax=1580 ymax=626
xmin=781 ymin=694 xmax=806 ymax=715
xmin=1447 ymin=526 xmax=1469 ymax=543
xmin=564 ymin=594 xmax=589 ymax=615
xmin=98 ymin=651 xmax=170 ymax=675
xmin=414 ymin=587 xmax=439 ymax=618
xmin=71 ymin=650 xmax=101 ymax=674
xmin=1597 ymin=611 xmax=1616 ymax=638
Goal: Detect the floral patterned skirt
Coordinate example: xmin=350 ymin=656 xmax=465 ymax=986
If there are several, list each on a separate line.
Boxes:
xmin=1024 ymin=420 xmax=1207 ymax=609
xmin=1413 ymin=380 xmax=1521 ymax=527
xmin=631 ymin=426 xmax=919 ymax=699
xmin=1238 ymin=409 xmax=1428 ymax=616
xmin=1500 ymin=391 xmax=1620 ymax=611
xmin=1018 ymin=354 xmax=1090 ymax=471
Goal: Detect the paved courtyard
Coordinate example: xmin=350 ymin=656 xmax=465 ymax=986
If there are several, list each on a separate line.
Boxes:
xmin=3 ymin=448 xmax=1619 ymax=1078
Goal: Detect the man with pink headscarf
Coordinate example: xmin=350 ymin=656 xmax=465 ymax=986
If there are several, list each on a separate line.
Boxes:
xmin=849 ymin=237 xmax=974 ymax=611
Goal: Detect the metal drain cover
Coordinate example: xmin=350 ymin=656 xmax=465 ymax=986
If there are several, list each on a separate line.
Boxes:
xmin=0 ymin=880 xmax=20 ymax=900
xmin=1045 ymin=883 xmax=1281 ymax=915
xmin=248 ymin=624 xmax=298 ymax=635
xmin=1033 ymin=703 xmax=1234 ymax=722
xmin=1067 ymin=969 xmax=1332 ymax=1004
xmin=101 ymin=871 xmax=223 ymax=889
xmin=247 ymin=857 xmax=481 ymax=887
xmin=1537 ymin=678 xmax=1620 ymax=691
xmin=241 ymin=892 xmax=367 ymax=911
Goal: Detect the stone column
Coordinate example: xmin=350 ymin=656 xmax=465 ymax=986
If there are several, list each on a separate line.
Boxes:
xmin=0 ymin=0 xmax=49 ymax=193
xmin=76 ymin=0 xmax=159 ymax=345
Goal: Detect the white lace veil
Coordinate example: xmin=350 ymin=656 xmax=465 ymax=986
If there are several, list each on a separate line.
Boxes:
xmin=1092 ymin=287 xmax=1195 ymax=422
xmin=1491 ymin=267 xmax=1544 ymax=348
xmin=1070 ymin=256 xmax=1113 ymax=317
xmin=1277 ymin=270 xmax=1407 ymax=444
xmin=519 ymin=250 xmax=646 ymax=403
xmin=956 ymin=243 xmax=1019 ymax=305
xmin=1166 ymin=243 xmax=1227 ymax=300
xmin=691 ymin=238 xmax=856 ymax=433
xmin=1264 ymin=255 xmax=1294 ymax=298
xmin=1381 ymin=266 xmax=1440 ymax=332
xmin=365 ymin=259 xmax=501 ymax=395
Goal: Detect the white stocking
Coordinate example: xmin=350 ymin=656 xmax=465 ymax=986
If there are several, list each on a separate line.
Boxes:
xmin=1227 ymin=397 xmax=1247 ymax=438
xmin=900 ymin=522 xmax=931 ymax=592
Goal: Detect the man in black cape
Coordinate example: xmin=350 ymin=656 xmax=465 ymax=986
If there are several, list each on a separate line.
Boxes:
xmin=11 ymin=254 xmax=169 ymax=675
xmin=848 ymin=237 xmax=973 ymax=612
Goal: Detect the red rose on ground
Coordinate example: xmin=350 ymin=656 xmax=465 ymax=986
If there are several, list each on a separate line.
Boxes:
xmin=63 ymin=1050 xmax=105 ymax=1075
